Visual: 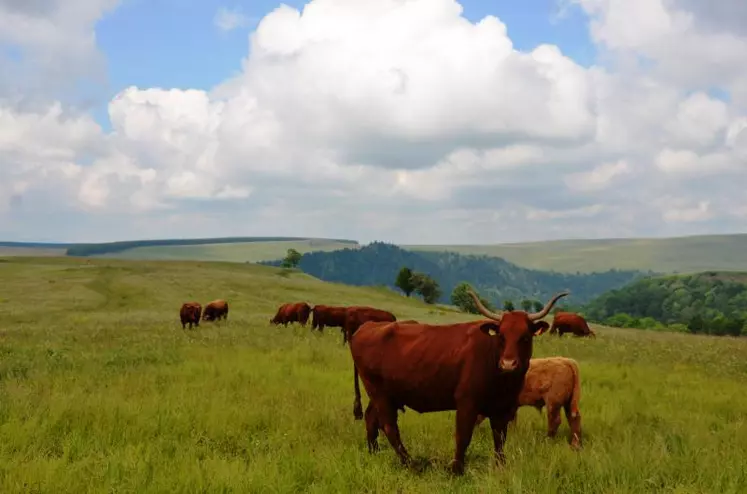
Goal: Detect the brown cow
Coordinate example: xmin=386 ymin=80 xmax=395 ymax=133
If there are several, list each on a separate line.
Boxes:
xmin=310 ymin=304 xmax=347 ymax=332
xmin=180 ymin=302 xmax=202 ymax=329
xmin=269 ymin=302 xmax=312 ymax=326
xmin=269 ymin=303 xmax=290 ymax=325
xmin=349 ymin=288 xmax=569 ymax=475
xmin=547 ymin=312 xmax=596 ymax=338
xmin=202 ymin=299 xmax=229 ymax=322
xmin=342 ymin=306 xmax=396 ymax=345
xmin=475 ymin=356 xmax=582 ymax=449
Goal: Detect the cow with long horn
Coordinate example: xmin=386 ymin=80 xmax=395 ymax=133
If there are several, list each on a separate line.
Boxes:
xmin=349 ymin=287 xmax=569 ymax=475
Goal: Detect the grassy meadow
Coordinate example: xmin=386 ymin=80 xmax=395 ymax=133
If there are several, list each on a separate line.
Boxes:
xmin=406 ymin=233 xmax=747 ymax=274
xmin=0 ymin=256 xmax=746 ymax=493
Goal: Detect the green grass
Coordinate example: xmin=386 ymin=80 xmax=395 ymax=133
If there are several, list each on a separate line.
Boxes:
xmin=406 ymin=233 xmax=747 ymax=274
xmin=1 ymin=256 xmax=746 ymax=493
xmin=93 ymin=239 xmax=358 ymax=263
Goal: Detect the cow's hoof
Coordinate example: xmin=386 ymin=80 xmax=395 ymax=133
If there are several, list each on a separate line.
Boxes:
xmin=449 ymin=460 xmax=464 ymax=476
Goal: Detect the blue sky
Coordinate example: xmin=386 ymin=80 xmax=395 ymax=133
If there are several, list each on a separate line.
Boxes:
xmin=2 ymin=0 xmax=745 ymax=244
xmin=93 ymin=0 xmax=596 ymax=130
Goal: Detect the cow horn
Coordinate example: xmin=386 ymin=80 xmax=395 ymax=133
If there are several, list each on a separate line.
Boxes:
xmin=527 ymin=291 xmax=570 ymax=321
xmin=466 ymin=288 xmax=504 ymax=322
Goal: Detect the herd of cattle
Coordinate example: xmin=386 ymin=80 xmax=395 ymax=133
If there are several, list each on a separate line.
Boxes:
xmin=179 ymin=288 xmax=597 ymax=475
xmin=179 ymin=299 xmax=229 ymax=329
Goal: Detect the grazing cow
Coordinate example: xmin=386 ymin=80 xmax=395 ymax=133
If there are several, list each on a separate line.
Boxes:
xmin=547 ymin=312 xmax=596 ymax=338
xmin=532 ymin=321 xmax=550 ymax=336
xmin=269 ymin=302 xmax=312 ymax=326
xmin=475 ymin=356 xmax=583 ymax=449
xmin=202 ymin=299 xmax=229 ymax=322
xmin=311 ymin=304 xmax=347 ymax=332
xmin=342 ymin=306 xmax=396 ymax=345
xmin=349 ymin=288 xmax=569 ymax=475
xmin=269 ymin=303 xmax=290 ymax=325
xmin=180 ymin=302 xmax=202 ymax=329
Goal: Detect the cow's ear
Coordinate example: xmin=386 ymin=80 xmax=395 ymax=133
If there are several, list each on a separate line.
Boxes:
xmin=532 ymin=321 xmax=550 ymax=336
xmin=479 ymin=322 xmax=500 ymax=337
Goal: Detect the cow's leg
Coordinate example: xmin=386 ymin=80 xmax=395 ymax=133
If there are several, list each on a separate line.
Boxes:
xmin=488 ymin=408 xmax=514 ymax=467
xmin=563 ymin=402 xmax=582 ymax=449
xmin=364 ymin=401 xmax=380 ymax=453
xmin=353 ymin=366 xmax=363 ymax=420
xmin=450 ymin=405 xmax=478 ymax=475
xmin=546 ymin=403 xmax=562 ymax=438
xmin=375 ymin=399 xmax=411 ymax=467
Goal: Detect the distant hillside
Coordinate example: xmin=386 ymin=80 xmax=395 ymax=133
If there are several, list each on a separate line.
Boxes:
xmin=404 ymin=233 xmax=747 ymax=274
xmin=584 ymin=271 xmax=747 ymax=336
xmin=261 ymin=241 xmax=646 ymax=306
xmin=89 ymin=239 xmax=359 ymax=263
xmin=64 ymin=237 xmax=359 ymax=258
xmin=0 ymin=242 xmax=70 ymax=257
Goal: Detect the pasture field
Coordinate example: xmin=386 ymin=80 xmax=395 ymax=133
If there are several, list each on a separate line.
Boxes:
xmin=0 ymin=256 xmax=746 ymax=493
xmin=92 ymin=239 xmax=358 ymax=263
xmin=406 ymin=233 xmax=747 ymax=274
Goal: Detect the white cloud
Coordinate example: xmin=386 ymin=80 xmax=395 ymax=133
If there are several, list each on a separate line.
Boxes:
xmin=2 ymin=0 xmax=747 ymax=244
xmin=0 ymin=0 xmax=120 ymax=107
xmin=214 ymin=7 xmax=252 ymax=32
xmin=564 ymin=159 xmax=631 ymax=192
xmin=660 ymin=198 xmax=713 ymax=223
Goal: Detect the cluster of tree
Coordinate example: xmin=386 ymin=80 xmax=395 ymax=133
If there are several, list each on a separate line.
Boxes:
xmin=394 ymin=267 xmax=442 ymax=304
xmin=583 ymin=271 xmax=747 ymax=336
xmin=65 ymin=237 xmax=358 ymax=257
xmin=280 ymin=248 xmax=303 ymax=268
xmin=261 ymin=241 xmax=645 ymax=306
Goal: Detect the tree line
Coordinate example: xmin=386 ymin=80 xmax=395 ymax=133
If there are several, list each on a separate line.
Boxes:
xmin=261 ymin=241 xmax=644 ymax=306
xmin=582 ymin=272 xmax=747 ymax=336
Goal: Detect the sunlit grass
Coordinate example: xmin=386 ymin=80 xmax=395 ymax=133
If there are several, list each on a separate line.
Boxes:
xmin=0 ymin=256 xmax=745 ymax=492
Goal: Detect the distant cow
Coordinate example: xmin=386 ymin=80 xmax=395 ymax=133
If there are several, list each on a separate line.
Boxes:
xmin=546 ymin=312 xmax=596 ymax=338
xmin=342 ymin=306 xmax=396 ymax=345
xmin=180 ymin=302 xmax=202 ymax=329
xmin=270 ymin=302 xmax=312 ymax=326
xmin=349 ymin=288 xmax=569 ymax=474
xmin=311 ymin=304 xmax=347 ymax=333
xmin=269 ymin=303 xmax=290 ymax=325
xmin=202 ymin=299 xmax=229 ymax=322
xmin=475 ymin=356 xmax=583 ymax=449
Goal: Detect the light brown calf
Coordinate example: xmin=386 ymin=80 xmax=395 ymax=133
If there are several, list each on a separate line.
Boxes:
xmin=476 ymin=356 xmax=583 ymax=449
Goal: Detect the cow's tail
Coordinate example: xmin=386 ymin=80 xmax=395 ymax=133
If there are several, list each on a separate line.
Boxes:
xmin=568 ymin=359 xmax=581 ymax=419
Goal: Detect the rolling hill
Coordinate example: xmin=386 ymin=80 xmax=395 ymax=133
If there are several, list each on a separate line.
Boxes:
xmin=3 ymin=232 xmax=747 ymax=275
xmin=90 ymin=239 xmax=359 ymax=263
xmin=261 ymin=241 xmax=646 ymax=306
xmin=0 ymin=256 xmax=745 ymax=492
xmin=405 ymin=233 xmax=747 ymax=274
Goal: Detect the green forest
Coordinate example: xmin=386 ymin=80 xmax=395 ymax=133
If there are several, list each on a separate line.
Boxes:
xmin=583 ymin=271 xmax=747 ymax=336
xmin=262 ymin=241 xmax=646 ymax=306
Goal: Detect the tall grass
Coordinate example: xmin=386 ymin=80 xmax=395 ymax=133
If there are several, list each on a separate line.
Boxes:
xmin=0 ymin=257 xmax=745 ymax=493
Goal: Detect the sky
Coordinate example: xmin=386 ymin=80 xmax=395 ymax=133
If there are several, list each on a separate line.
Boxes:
xmin=0 ymin=0 xmax=746 ymax=244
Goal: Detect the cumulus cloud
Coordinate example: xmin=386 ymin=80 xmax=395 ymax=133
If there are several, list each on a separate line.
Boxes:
xmin=0 ymin=0 xmax=119 ymax=107
xmin=1 ymin=0 xmax=747 ymax=243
